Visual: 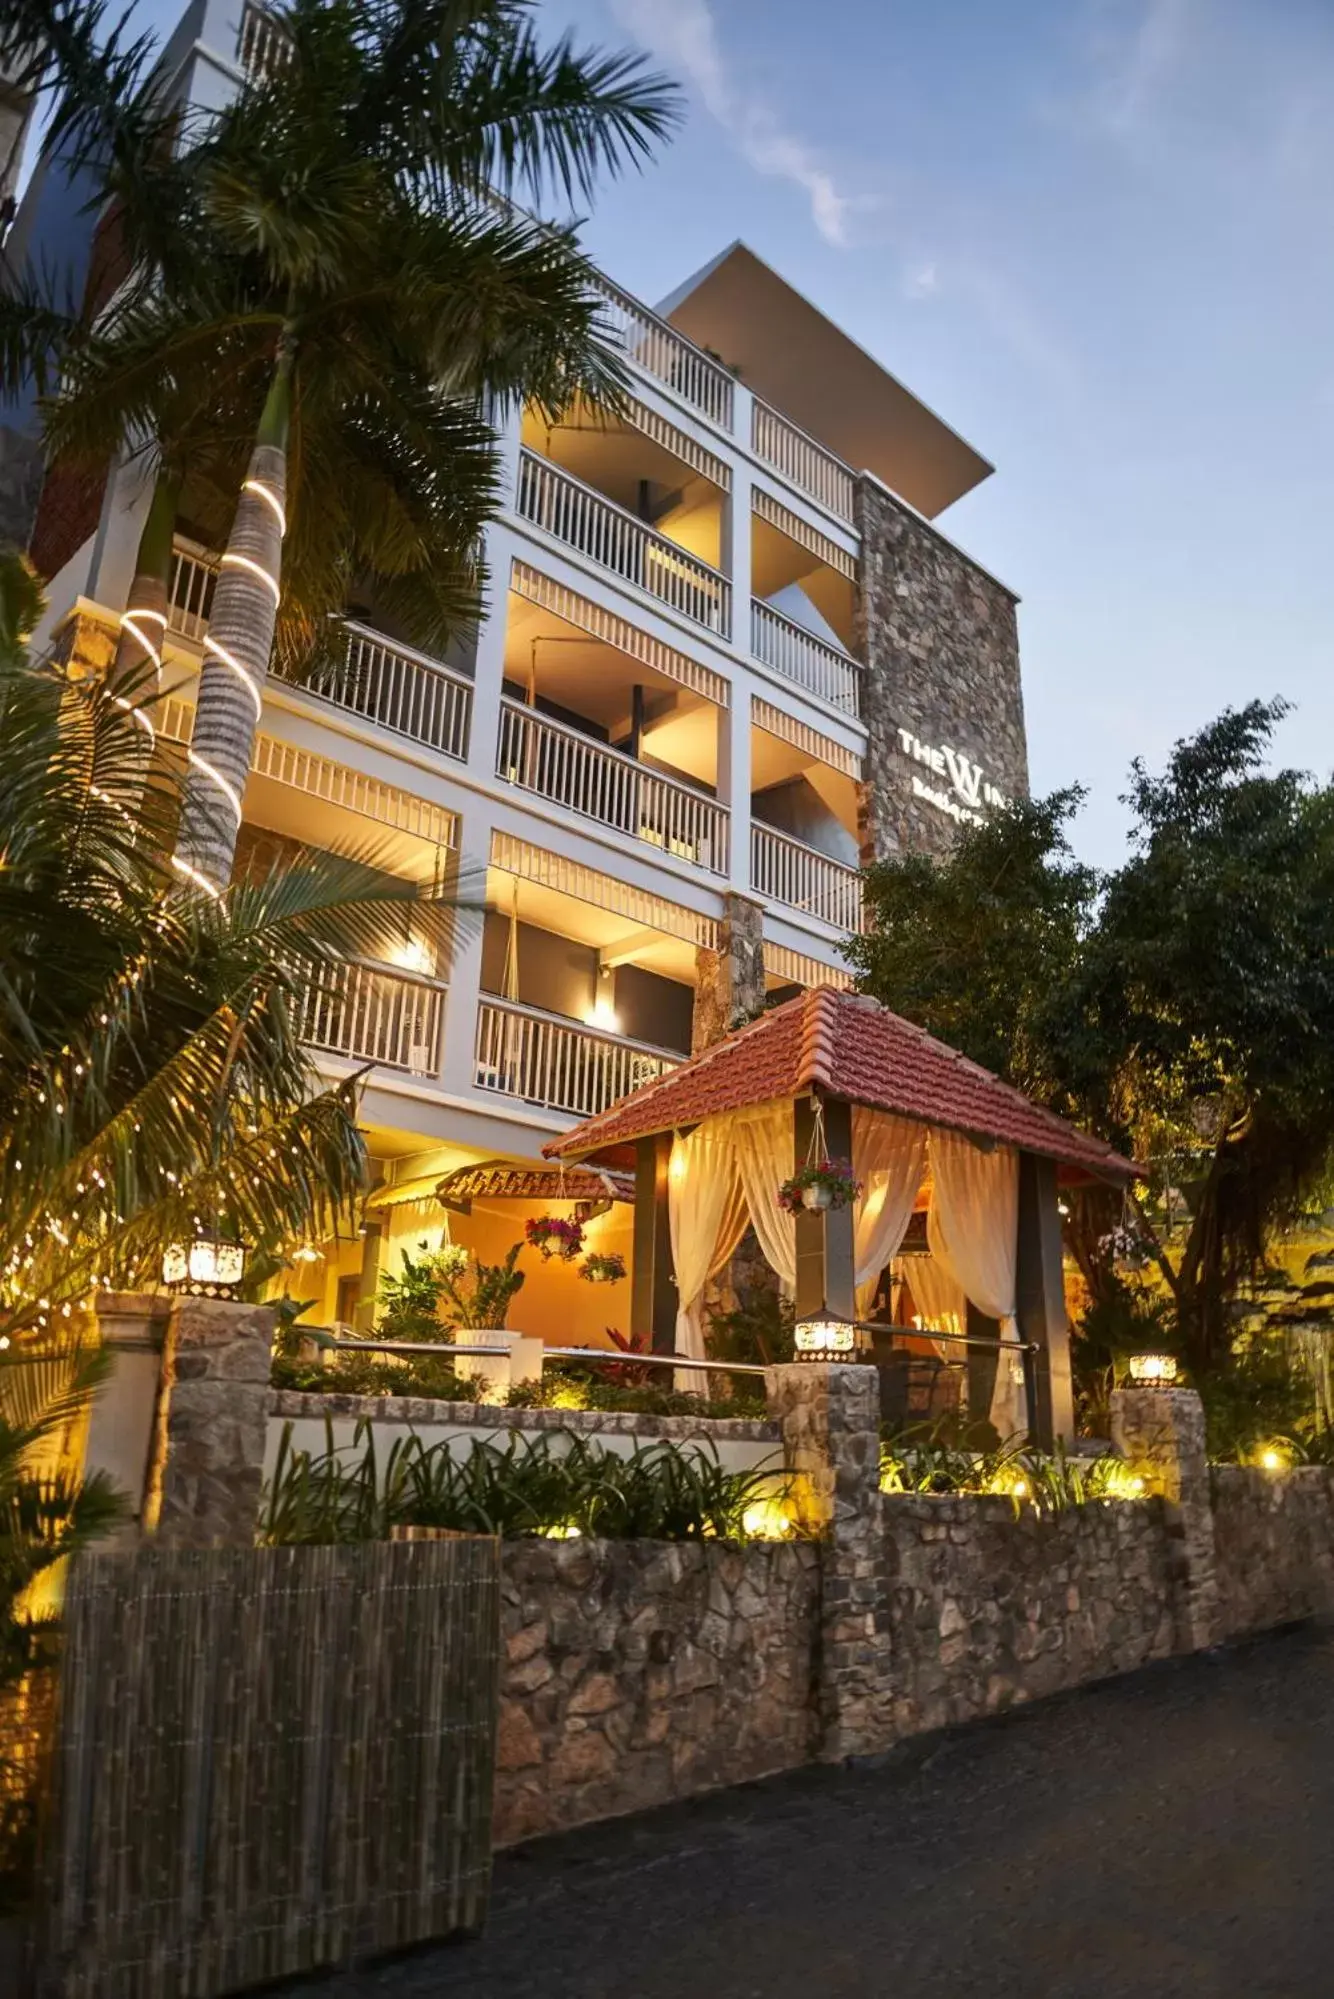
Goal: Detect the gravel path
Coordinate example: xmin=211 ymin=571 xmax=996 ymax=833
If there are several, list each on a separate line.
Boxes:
xmin=318 ymin=1624 xmax=1334 ymax=1999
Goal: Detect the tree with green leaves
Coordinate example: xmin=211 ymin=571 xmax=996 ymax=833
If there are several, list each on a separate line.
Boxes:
xmin=848 ymin=702 xmax=1334 ymax=1376
xmin=2 ymin=0 xmax=679 ymax=883
xmin=0 ymin=547 xmax=458 ymax=1345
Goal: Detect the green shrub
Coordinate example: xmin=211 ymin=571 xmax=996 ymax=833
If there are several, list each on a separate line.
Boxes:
xmin=271 ymin=1352 xmax=481 ymax=1402
xmin=260 ymin=1422 xmax=791 ymax=1545
xmin=879 ymin=1419 xmax=1145 ymax=1511
xmin=502 ymin=1373 xmax=766 ymax=1421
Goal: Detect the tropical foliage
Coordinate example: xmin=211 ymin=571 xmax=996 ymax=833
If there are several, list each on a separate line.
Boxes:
xmin=261 ymin=1423 xmax=789 ymax=1543
xmin=849 ymin=703 xmax=1334 ymax=1377
xmin=3 ymin=0 xmax=679 ymax=880
xmin=879 ymin=1422 xmax=1146 ymax=1511
xmin=0 ymin=549 xmax=452 ymax=1343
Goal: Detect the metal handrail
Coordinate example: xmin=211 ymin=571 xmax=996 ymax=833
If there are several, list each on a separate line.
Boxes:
xmin=314 ymin=1327 xmax=1033 ymax=1368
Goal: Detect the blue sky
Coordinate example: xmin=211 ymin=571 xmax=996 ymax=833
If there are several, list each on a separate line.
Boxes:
xmin=542 ymin=0 xmax=1334 ymax=864
xmin=114 ymin=0 xmax=1334 ymax=863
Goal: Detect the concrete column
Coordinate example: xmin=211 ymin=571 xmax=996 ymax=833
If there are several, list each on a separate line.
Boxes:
xmin=437 ymin=831 xmax=488 ymax=1101
xmin=690 ymin=890 xmax=765 ymax=1052
xmin=85 ymin=1292 xmax=172 ymax=1543
xmin=152 ymin=1297 xmax=276 ymax=1548
xmin=767 ymin=1361 xmax=889 ymax=1759
xmin=1111 ymin=1385 xmax=1218 ymax=1652
xmin=1015 ymin=1151 xmax=1075 ymax=1446
xmin=718 ymin=683 xmax=754 ymax=896
xmin=631 ymin=1132 xmax=676 ymax=1355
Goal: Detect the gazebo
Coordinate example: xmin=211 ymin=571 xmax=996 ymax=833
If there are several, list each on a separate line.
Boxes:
xmin=546 ymin=989 xmax=1136 ymax=1446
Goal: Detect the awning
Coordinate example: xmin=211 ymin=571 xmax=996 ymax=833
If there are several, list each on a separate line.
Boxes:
xmin=435 ymin=1159 xmax=635 ymax=1213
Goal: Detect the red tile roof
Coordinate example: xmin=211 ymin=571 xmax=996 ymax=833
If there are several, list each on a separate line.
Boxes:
xmin=545 ymin=989 xmax=1137 ymax=1183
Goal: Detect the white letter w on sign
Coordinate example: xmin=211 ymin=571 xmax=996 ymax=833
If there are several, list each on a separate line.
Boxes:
xmin=941 ymin=746 xmax=983 ymax=808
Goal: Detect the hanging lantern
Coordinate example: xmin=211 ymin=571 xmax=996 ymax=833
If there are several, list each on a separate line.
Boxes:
xmin=1127 ymin=1352 xmax=1178 ymax=1389
xmin=162 ymin=1227 xmax=249 ymax=1299
xmin=794 ymin=1310 xmax=859 ymax=1362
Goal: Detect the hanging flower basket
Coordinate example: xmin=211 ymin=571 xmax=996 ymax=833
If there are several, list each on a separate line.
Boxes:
xmin=579 ymin=1251 xmax=627 ymax=1285
xmin=777 ymin=1157 xmax=862 ymax=1216
xmin=524 ymin=1215 xmax=585 ymax=1262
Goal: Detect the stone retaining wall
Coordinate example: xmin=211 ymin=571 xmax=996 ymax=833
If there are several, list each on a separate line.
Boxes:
xmin=1211 ymin=1466 xmax=1334 ymax=1638
xmin=881 ymin=1493 xmax=1178 ymax=1736
xmin=494 ymin=1539 xmax=819 ymax=1846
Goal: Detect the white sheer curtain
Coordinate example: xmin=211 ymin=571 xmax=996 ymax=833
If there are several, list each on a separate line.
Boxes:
xmin=928 ymin=1130 xmax=1025 ymax=1437
xmin=896 ymin=1253 xmax=968 ymax=1364
xmin=667 ymin=1119 xmax=749 ymax=1368
xmin=852 ymin=1109 xmax=927 ymax=1319
xmin=730 ymin=1101 xmax=798 ymax=1289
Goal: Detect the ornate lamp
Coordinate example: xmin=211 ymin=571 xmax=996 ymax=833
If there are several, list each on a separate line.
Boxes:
xmin=794 ymin=1310 xmax=859 ymax=1362
xmin=162 ymin=1226 xmax=249 ymax=1300
xmin=1127 ymin=1352 xmax=1178 ymax=1389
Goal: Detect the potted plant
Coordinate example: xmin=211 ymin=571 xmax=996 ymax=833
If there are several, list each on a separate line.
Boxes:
xmin=579 ymin=1252 xmax=627 ymax=1285
xmin=777 ymin=1157 xmax=862 ymax=1215
xmin=524 ymin=1215 xmax=585 ymax=1262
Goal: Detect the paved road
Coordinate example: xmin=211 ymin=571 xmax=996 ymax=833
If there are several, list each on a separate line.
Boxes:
xmin=323 ymin=1625 xmax=1334 ymax=1998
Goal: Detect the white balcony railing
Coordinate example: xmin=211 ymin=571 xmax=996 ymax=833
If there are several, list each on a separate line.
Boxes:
xmin=751 ymin=600 xmax=861 ymax=716
xmin=751 ymin=824 xmax=864 ymax=933
xmin=167 ymin=538 xmax=216 ymax=642
xmin=165 ymin=544 xmax=471 ymax=761
xmin=516 ymin=451 xmax=732 ymax=639
xmin=751 ymin=398 xmax=856 ymax=525
xmin=496 ymin=699 xmax=728 ymax=874
xmin=592 ymin=274 xmax=735 ymax=433
xmin=319 ymin=620 xmax=472 ymax=761
xmin=299 ymin=960 xmax=446 ymax=1077
xmin=474 ymin=998 xmax=676 ymax=1118
xmin=237 ymin=3 xmax=293 ymax=79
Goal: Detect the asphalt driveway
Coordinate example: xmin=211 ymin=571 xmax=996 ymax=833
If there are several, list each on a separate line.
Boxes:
xmin=318 ymin=1623 xmax=1334 ymax=1999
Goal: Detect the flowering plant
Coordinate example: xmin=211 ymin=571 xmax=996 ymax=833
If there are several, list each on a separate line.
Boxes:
xmin=602 ymin=1326 xmax=653 ymax=1386
xmin=524 ymin=1214 xmax=585 ymax=1262
xmin=777 ymin=1157 xmax=861 ymax=1215
xmin=579 ymin=1251 xmax=627 ymax=1285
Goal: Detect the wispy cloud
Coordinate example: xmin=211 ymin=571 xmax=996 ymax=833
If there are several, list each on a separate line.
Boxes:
xmin=1088 ymin=0 xmax=1192 ymax=138
xmin=606 ymin=0 xmax=864 ymax=248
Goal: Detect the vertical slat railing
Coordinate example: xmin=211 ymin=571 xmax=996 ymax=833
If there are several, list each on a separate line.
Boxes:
xmin=473 ymin=999 xmax=675 ymax=1117
xmin=299 ymin=961 xmax=446 ymax=1075
xmin=496 ymin=699 xmax=727 ymax=873
xmin=590 ymin=274 xmax=735 ymax=432
xmin=751 ymin=600 xmax=861 ymax=716
xmin=751 ymin=823 xmax=864 ymax=933
xmin=751 ymin=398 xmax=856 ymax=523
xmin=516 ymin=452 xmax=731 ymax=637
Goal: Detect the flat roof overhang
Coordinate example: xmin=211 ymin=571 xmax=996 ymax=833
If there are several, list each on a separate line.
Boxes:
xmin=658 ymin=243 xmax=993 ymax=520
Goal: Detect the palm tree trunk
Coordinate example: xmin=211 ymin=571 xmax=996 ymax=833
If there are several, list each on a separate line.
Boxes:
xmin=173 ymin=345 xmax=292 ymax=891
xmin=96 ymin=469 xmax=180 ymax=795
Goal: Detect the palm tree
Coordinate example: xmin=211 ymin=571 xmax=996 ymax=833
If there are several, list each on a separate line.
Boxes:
xmin=0 ymin=548 xmax=463 ymax=1345
xmin=4 ymin=0 xmax=680 ymax=885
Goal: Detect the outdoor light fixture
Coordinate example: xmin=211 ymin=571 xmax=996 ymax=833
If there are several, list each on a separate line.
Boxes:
xmin=162 ymin=1227 xmax=248 ymax=1299
xmin=1127 ymin=1352 xmax=1178 ymax=1389
xmin=794 ymin=1311 xmax=859 ymax=1362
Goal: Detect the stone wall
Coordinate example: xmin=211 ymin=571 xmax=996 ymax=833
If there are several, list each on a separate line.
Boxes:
xmin=690 ymin=891 xmax=766 ymax=1053
xmin=1211 ymin=1466 xmax=1334 ymax=1639
xmin=854 ymin=474 xmax=1027 ymax=863
xmin=881 ymin=1493 xmax=1178 ymax=1735
xmin=494 ymin=1538 xmax=819 ymax=1846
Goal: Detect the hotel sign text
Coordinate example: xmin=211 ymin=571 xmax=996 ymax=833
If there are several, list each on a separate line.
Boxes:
xmin=897 ymin=729 xmax=1009 ymax=828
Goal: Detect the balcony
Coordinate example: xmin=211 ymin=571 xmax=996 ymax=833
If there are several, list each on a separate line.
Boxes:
xmin=325 ymin=621 xmax=471 ymax=760
xmin=474 ymin=997 xmax=676 ymax=1119
xmin=751 ymin=600 xmax=860 ymax=716
xmin=751 ymin=823 xmax=864 ymax=934
xmin=299 ymin=959 xmax=446 ymax=1077
xmin=752 ymin=398 xmax=856 ymax=525
xmin=166 ymin=542 xmax=471 ymax=761
xmin=516 ymin=450 xmax=731 ymax=639
xmin=592 ymin=274 xmax=735 ymax=434
xmin=497 ymin=698 xmax=727 ymax=874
